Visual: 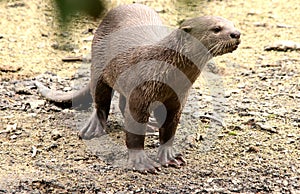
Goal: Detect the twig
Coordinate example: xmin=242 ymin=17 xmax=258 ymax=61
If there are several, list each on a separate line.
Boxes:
xmin=271 ymin=93 xmax=297 ymax=99
xmin=199 ymin=115 xmax=226 ymax=128
xmin=0 ymin=129 xmax=10 ymax=134
xmin=62 ymin=56 xmax=83 ymax=62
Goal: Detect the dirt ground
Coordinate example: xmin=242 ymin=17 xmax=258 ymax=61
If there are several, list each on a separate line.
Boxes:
xmin=0 ymin=0 xmax=299 ymax=193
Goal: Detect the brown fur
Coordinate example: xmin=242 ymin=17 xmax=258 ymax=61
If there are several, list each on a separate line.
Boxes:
xmin=36 ymin=4 xmax=240 ymax=173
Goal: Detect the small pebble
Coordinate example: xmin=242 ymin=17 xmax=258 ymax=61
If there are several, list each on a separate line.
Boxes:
xmin=253 ymin=22 xmax=267 ymax=27
xmin=63 ymin=86 xmax=72 ymax=92
xmin=287 ymin=133 xmax=295 ymax=137
xmin=247 ymin=146 xmax=259 ymax=153
xmin=6 ymin=123 xmax=17 ymax=131
xmin=286 ymin=139 xmax=295 ymax=144
xmin=10 ymin=134 xmax=18 ymax=140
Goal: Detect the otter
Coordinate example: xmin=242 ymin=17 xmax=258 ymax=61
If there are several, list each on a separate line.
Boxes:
xmin=35 ymin=4 xmax=240 ymax=173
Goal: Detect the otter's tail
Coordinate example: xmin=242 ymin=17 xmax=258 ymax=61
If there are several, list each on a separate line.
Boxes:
xmin=35 ymin=81 xmax=92 ymax=109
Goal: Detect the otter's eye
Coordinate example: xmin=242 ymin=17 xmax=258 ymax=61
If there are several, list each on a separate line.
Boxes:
xmin=212 ymin=26 xmax=222 ymax=33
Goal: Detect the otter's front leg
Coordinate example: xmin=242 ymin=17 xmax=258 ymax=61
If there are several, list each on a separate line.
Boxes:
xmin=119 ymin=94 xmax=159 ymax=134
xmin=126 ymin=132 xmax=161 ymax=173
xmin=125 ymin=96 xmax=161 ymax=173
xmin=154 ymin=101 xmax=186 ymax=167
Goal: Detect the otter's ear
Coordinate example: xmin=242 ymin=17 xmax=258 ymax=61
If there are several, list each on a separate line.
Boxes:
xmin=180 ymin=25 xmax=192 ymax=33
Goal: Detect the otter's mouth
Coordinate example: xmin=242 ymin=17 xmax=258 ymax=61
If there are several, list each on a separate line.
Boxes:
xmin=225 ymin=39 xmax=241 ymax=53
xmin=231 ymin=39 xmax=241 ymax=51
xmin=210 ymin=39 xmax=241 ymax=56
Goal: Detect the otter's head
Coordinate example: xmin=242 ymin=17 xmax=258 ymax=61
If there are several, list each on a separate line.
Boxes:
xmin=179 ymin=16 xmax=241 ymax=56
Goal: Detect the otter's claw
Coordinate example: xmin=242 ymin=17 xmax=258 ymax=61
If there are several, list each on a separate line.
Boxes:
xmin=78 ymin=110 xmax=106 ymax=140
xmin=158 ymin=145 xmax=186 ymax=168
xmin=128 ymin=149 xmax=161 ymax=174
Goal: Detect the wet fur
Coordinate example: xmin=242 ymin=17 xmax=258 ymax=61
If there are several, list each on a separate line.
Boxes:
xmin=36 ymin=4 xmax=240 ymax=172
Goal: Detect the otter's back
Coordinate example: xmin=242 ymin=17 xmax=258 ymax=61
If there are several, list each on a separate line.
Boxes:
xmin=91 ymin=4 xmax=170 ymax=72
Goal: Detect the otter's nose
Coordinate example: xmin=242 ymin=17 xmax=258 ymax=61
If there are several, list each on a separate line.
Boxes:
xmin=230 ymin=31 xmax=241 ymax=39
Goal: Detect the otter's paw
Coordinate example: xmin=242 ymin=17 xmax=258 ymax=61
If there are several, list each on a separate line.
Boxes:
xmin=128 ymin=149 xmax=161 ymax=174
xmin=158 ymin=145 xmax=186 ymax=168
xmin=78 ymin=111 xmax=106 ymax=140
xmin=78 ymin=123 xmax=106 ymax=140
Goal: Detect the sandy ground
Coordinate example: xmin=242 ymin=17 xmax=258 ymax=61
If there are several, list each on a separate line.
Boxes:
xmin=0 ymin=0 xmax=299 ymax=193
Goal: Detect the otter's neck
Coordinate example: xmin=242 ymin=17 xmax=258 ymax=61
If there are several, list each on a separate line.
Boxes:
xmin=155 ymin=29 xmax=213 ymax=83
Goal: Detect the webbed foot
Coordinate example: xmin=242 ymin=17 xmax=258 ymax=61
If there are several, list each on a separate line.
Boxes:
xmin=128 ymin=149 xmax=161 ymax=174
xmin=78 ymin=110 xmax=106 ymax=139
xmin=158 ymin=145 xmax=186 ymax=168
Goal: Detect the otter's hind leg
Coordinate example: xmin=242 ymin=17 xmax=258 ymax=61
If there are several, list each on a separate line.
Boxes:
xmin=79 ymin=84 xmax=112 ymax=140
